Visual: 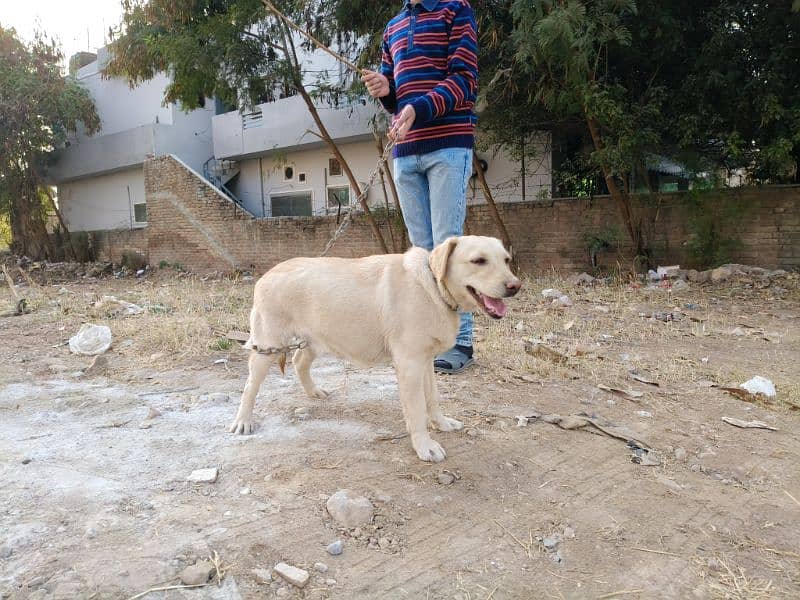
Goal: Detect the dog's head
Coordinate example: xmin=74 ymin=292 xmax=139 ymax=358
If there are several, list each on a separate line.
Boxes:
xmin=429 ymin=236 xmax=521 ymax=319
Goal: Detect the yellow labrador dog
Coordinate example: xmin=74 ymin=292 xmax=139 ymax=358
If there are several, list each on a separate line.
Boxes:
xmin=230 ymin=235 xmax=520 ymax=462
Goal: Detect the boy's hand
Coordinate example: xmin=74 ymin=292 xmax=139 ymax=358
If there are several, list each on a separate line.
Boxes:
xmin=361 ymin=70 xmax=390 ymax=98
xmin=389 ymin=105 xmax=415 ymax=142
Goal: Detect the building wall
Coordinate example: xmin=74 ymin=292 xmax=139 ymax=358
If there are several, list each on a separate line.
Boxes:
xmin=140 ymin=155 xmax=799 ymax=274
xmin=471 ymin=138 xmax=552 ymax=205
xmin=59 ymin=167 xmax=146 ymax=232
xmin=73 ymin=50 xmax=174 ymax=137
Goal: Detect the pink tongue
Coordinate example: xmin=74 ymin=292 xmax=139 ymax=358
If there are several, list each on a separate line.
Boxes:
xmin=481 ymin=294 xmax=507 ymax=316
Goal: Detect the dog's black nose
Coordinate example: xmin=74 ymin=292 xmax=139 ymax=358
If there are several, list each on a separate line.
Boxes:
xmin=505 ymin=279 xmax=521 ymax=296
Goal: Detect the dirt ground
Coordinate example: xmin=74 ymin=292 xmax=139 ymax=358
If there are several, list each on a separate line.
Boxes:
xmin=1 ymin=261 xmax=799 ymax=600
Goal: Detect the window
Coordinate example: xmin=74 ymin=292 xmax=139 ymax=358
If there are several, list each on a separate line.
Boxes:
xmin=327 ymin=186 xmax=350 ymax=210
xmin=271 ymin=192 xmax=312 ymax=217
xmin=298 ymin=172 xmax=306 ymax=183
xmin=133 ymin=202 xmax=147 ymax=224
xmin=283 ymin=166 xmax=294 ymax=180
xmin=328 ymin=158 xmax=342 ymax=177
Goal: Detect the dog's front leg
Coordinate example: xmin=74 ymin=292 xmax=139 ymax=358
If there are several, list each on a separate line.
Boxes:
xmin=423 ymin=362 xmax=463 ymax=432
xmin=395 ymin=356 xmax=446 ymax=462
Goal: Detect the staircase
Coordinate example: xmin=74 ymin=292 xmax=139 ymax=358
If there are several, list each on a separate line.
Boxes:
xmin=203 ymin=157 xmax=241 ymax=206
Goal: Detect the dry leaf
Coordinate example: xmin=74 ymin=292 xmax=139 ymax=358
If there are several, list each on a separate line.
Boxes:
xmin=524 ymin=340 xmax=568 ymax=364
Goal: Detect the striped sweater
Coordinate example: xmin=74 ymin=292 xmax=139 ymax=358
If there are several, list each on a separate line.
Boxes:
xmin=379 ymin=0 xmax=478 ymax=157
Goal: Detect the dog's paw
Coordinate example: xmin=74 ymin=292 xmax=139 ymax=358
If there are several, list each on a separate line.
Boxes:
xmin=310 ymin=387 xmax=330 ymax=400
xmin=412 ymin=436 xmax=447 ymax=462
xmin=434 ymin=415 xmax=463 ymax=432
xmin=229 ymin=417 xmax=255 ymax=435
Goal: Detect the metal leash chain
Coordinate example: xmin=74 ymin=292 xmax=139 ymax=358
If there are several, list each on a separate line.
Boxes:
xmin=253 ymin=339 xmax=308 ymax=356
xmin=319 ymin=138 xmax=395 ymax=257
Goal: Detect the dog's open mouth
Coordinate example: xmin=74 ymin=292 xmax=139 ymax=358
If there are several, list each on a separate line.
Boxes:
xmin=467 ymin=286 xmax=507 ymax=319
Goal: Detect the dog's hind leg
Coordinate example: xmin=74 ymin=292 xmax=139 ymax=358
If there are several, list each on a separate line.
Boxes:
xmin=423 ymin=362 xmax=463 ymax=432
xmin=293 ymin=346 xmax=330 ymax=399
xmin=229 ymin=350 xmax=274 ymax=434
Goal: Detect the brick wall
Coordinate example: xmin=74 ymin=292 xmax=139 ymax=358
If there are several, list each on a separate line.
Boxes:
xmin=136 ymin=155 xmax=798 ymax=274
xmin=91 ymin=227 xmax=148 ymax=264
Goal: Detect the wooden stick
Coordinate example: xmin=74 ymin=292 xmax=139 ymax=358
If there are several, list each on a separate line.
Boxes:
xmin=628 ymin=546 xmax=680 ymax=557
xmin=785 ymin=489 xmax=800 ymax=508
xmin=262 ymin=0 xmax=362 ymax=74
xmin=472 ymin=154 xmax=516 ymax=271
xmin=127 ymin=583 xmax=208 ymax=600
xmin=597 ymin=590 xmax=644 ymax=599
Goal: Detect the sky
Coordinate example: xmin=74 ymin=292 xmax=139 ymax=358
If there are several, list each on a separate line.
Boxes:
xmin=1 ymin=0 xmax=125 ymax=66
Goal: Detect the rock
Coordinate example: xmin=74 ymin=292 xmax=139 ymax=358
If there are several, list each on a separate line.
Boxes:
xmin=514 ymin=320 xmax=525 ymax=331
xmin=273 ymin=562 xmax=309 ymax=588
xmin=563 ymin=527 xmax=575 ymax=539
xmin=0 ymin=545 xmax=12 ymax=559
xmin=326 ymin=540 xmax=344 ymax=556
xmin=180 ymin=560 xmax=215 ymax=585
xmin=553 ymin=294 xmax=573 ymax=307
xmin=326 ymin=490 xmax=374 ymax=527
xmin=740 ymin=376 xmax=776 ymax=398
xmin=240 ymin=487 xmax=250 ymax=495
xmin=436 ymin=471 xmax=456 ymax=485
xmin=314 ymin=562 xmax=328 ymax=573
xmin=85 ymin=527 xmax=97 ymax=539
xmin=674 ymin=447 xmax=687 ymax=461
xmin=688 ymin=269 xmax=712 ymax=284
xmin=378 ymin=537 xmax=391 ymax=550
xmin=710 ymin=266 xmax=733 ymax=283
xmin=21 ymin=457 xmax=31 ymax=465
xmin=69 ymin=324 xmax=112 ymax=356
xmin=187 ymin=467 xmax=219 ymax=483
xmin=636 ymin=410 xmax=653 ymax=418
xmin=541 ymin=288 xmax=563 ymax=299
xmin=325 ymin=578 xmax=337 ymax=586
xmin=252 ymin=568 xmax=272 ymax=584
xmin=672 ymin=279 xmax=689 ymax=291
xmin=543 ymin=534 xmax=561 ymax=550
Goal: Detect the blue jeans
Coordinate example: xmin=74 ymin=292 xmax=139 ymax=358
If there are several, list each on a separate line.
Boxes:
xmin=393 ymin=147 xmax=473 ymax=347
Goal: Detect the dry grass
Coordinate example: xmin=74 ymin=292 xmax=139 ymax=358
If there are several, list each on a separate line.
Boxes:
xmin=2 ymin=267 xmax=798 ymax=410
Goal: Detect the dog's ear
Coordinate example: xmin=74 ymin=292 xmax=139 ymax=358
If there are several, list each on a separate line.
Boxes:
xmin=429 ymin=237 xmax=458 ymax=282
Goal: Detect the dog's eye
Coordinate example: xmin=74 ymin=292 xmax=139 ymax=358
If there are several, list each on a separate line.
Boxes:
xmin=471 ymin=257 xmax=487 ymax=265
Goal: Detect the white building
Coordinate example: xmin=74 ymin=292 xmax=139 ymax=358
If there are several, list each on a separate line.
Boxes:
xmin=49 ymin=44 xmax=551 ymax=236
xmin=47 ymin=47 xmax=216 ymax=232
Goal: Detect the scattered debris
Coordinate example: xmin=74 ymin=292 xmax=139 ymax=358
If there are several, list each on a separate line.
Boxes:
xmin=69 ymin=324 xmax=112 ymax=356
xmin=252 ymin=568 xmax=272 ymax=584
xmin=552 ymin=295 xmax=573 ymax=307
xmin=656 ymin=475 xmax=683 ymax=493
xmin=326 ymin=540 xmax=344 ymax=556
xmin=739 ymin=376 xmax=777 ymax=398
xmin=652 ymin=311 xmax=682 ymax=322
xmin=568 ymin=272 xmax=596 ymax=285
xmin=273 ymin=562 xmax=309 ymax=588
xmin=629 ymin=442 xmax=661 ymax=466
xmin=524 ymin=339 xmax=568 ymax=364
xmin=326 ymin=490 xmax=374 ymax=527
xmin=674 ymin=447 xmax=687 ymax=461
xmin=187 ymin=467 xmax=219 ymax=483
xmin=522 ymin=409 xmax=651 ymax=450
xmin=672 ymin=279 xmax=689 ymax=291
xmin=94 ymin=295 xmax=143 ymax=317
xmin=515 ymin=415 xmax=529 ymax=427
xmin=657 ymin=265 xmax=682 ymax=279
xmin=636 ymin=410 xmax=653 ymax=418
xmin=179 ymin=560 xmax=215 ymax=585
xmin=721 ymin=417 xmax=778 ymax=431
xmin=314 ymin=562 xmax=328 ymax=573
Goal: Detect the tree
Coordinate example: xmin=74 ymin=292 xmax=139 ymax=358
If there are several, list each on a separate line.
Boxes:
xmin=0 ymin=26 xmax=99 ymax=259
xmin=106 ymin=0 xmax=389 ymax=252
